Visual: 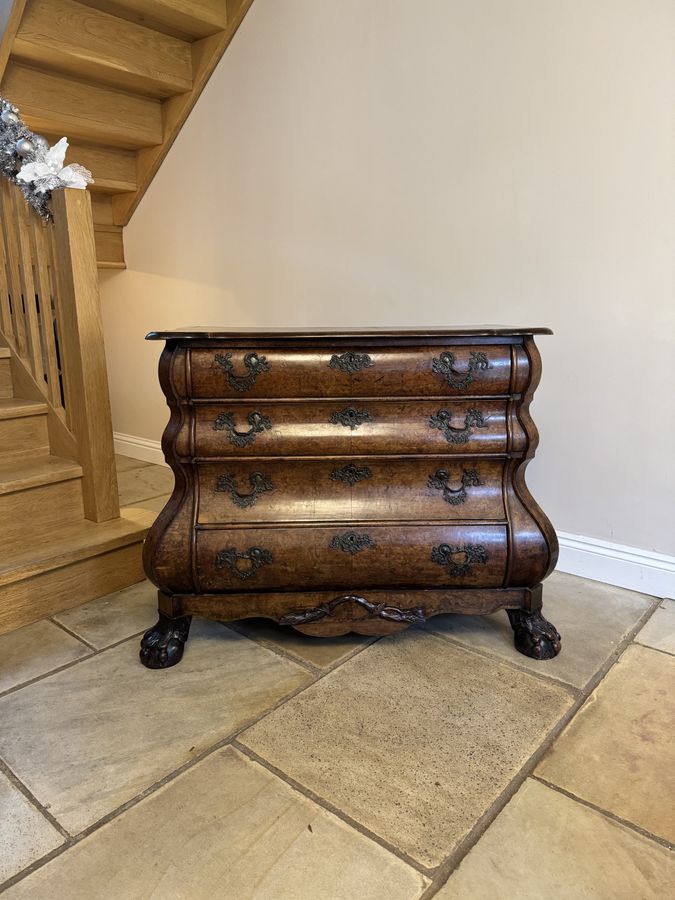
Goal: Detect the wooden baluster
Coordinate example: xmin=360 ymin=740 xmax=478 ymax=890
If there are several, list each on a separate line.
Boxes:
xmin=12 ymin=188 xmax=45 ymax=386
xmin=45 ymin=220 xmax=74 ymax=430
xmin=0 ymin=179 xmax=27 ymax=356
xmin=30 ymin=217 xmax=63 ymax=413
xmin=0 ymin=186 xmax=12 ymax=337
xmin=50 ymin=189 xmax=119 ymax=521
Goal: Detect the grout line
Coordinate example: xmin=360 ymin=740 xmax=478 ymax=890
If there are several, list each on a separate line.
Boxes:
xmin=420 ymin=625 xmax=582 ymax=697
xmin=1 ymin=594 xmax=665 ymax=894
xmin=0 ymin=630 xmax=379 ymax=891
xmin=0 ymin=757 xmax=71 ymax=843
xmin=0 ymin=630 xmax=148 ymax=700
xmin=418 ymin=593 xmax=666 ymax=898
xmin=48 ymin=617 xmax=99 ymax=652
xmin=232 ymin=740 xmax=435 ymax=877
xmin=633 ymin=641 xmax=675 ymax=660
xmin=531 ymin=775 xmax=675 ymax=852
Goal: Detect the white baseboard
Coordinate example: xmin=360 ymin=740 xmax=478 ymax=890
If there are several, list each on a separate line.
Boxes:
xmin=111 ymin=432 xmax=674 ymax=598
xmin=114 ymin=432 xmax=166 ymax=466
xmin=557 ymin=532 xmax=674 ymax=599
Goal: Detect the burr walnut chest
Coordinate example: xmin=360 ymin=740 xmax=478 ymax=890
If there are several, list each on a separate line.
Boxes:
xmin=140 ymin=327 xmax=561 ymax=668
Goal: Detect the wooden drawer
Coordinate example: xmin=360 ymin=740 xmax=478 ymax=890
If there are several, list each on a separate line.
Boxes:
xmin=193 ymin=399 xmax=507 ymax=457
xmin=188 ymin=345 xmax=512 ymax=398
xmin=195 ymin=524 xmax=508 ymax=591
xmin=197 ymin=458 xmax=506 ymax=523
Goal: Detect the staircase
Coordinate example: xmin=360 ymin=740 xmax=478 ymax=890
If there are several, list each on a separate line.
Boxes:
xmin=0 ymin=178 xmax=154 ymax=635
xmin=0 ymin=0 xmax=254 ymax=267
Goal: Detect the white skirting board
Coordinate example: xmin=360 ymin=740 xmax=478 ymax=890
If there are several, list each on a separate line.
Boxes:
xmin=114 ymin=432 xmax=166 ymax=466
xmin=113 ymin=432 xmax=675 ymax=599
xmin=556 ymin=532 xmax=674 ymax=600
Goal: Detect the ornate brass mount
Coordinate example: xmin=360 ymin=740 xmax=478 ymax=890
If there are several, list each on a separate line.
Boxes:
xmin=329 ymin=531 xmax=375 ymax=554
xmin=431 ymin=543 xmax=488 ymax=577
xmin=428 ymin=407 xmax=487 ymax=444
xmin=279 ymin=594 xmax=425 ymax=627
xmin=329 ymin=407 xmax=374 ymax=430
xmin=213 ymin=411 xmax=272 ymax=447
xmin=330 ymin=464 xmax=373 ymax=485
xmin=216 ymin=472 xmax=274 ymax=508
xmin=328 ymin=351 xmax=374 ymax=373
xmin=214 ymin=352 xmax=270 ymax=392
xmin=431 ymin=351 xmax=490 ymax=389
xmin=215 ymin=546 xmax=274 ymax=580
xmin=428 ymin=468 xmax=482 ymax=505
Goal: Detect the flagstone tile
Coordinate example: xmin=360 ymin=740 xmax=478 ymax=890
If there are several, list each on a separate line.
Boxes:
xmin=240 ymin=630 xmax=573 ymax=868
xmin=426 ymin=572 xmax=653 ymax=688
xmin=114 ymin=454 xmax=152 ymax=473
xmin=233 ymin=618 xmax=375 ymax=668
xmin=636 ymin=599 xmax=675 ymax=656
xmin=0 ymin=620 xmax=91 ymax=695
xmin=436 ymin=779 xmax=675 ymax=900
xmin=3 ymin=748 xmax=428 ymax=900
xmin=116 ymin=465 xmax=173 ymax=506
xmin=0 ymin=622 xmax=311 ymax=835
xmin=53 ymin=580 xmax=157 ymax=649
xmin=0 ymin=773 xmax=63 ymax=885
xmin=536 ymin=644 xmax=675 ymax=843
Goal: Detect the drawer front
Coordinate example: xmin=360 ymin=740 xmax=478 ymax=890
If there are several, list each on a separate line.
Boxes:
xmin=196 ymin=525 xmax=507 ymax=591
xmin=193 ymin=400 xmax=507 ymax=457
xmin=197 ymin=458 xmax=505 ymax=523
xmin=188 ymin=345 xmax=512 ymax=398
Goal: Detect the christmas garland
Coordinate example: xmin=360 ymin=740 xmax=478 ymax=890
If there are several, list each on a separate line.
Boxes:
xmin=0 ymin=96 xmax=93 ymax=220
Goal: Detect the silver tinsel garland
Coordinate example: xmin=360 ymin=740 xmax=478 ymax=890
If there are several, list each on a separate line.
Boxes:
xmin=0 ymin=96 xmax=92 ymax=220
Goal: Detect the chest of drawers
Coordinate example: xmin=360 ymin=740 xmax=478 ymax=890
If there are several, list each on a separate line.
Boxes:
xmin=139 ymin=327 xmax=561 ymax=669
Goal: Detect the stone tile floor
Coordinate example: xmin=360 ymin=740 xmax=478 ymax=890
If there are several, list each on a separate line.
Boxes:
xmin=0 ymin=456 xmax=673 ymax=897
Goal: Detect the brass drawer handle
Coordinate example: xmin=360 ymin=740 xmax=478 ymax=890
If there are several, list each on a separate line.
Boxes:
xmin=330 ymin=464 xmax=373 ymax=485
xmin=329 ymin=531 xmax=375 ymax=554
xmin=213 ymin=411 xmax=272 ymax=447
xmin=431 ymin=351 xmax=490 ymax=389
xmin=431 ymin=543 xmax=488 ymax=577
xmin=429 ymin=407 xmax=487 ymax=444
xmin=215 ymin=546 xmax=274 ymax=579
xmin=214 ymin=352 xmax=270 ymax=392
xmin=328 ymin=351 xmax=374 ymax=373
xmin=428 ymin=468 xmax=482 ymax=505
xmin=216 ymin=472 xmax=274 ymax=508
xmin=329 ymin=407 xmax=374 ymax=430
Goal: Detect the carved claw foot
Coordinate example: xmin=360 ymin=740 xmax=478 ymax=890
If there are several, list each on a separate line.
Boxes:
xmin=507 ymin=608 xmax=561 ymax=660
xmin=139 ymin=613 xmax=192 ymax=669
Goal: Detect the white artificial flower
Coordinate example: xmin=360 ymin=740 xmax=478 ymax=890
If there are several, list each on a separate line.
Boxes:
xmin=16 ymin=137 xmax=93 ymax=193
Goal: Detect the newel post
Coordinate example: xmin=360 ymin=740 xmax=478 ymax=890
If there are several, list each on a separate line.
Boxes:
xmin=50 ymin=188 xmax=120 ymax=522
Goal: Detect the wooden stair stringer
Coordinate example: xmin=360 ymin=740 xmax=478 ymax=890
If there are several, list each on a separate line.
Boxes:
xmin=0 ymin=506 xmax=156 ymax=634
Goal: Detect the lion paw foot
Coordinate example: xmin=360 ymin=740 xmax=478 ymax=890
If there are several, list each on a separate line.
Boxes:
xmin=507 ymin=608 xmax=561 ymax=660
xmin=139 ymin=613 xmax=192 ymax=669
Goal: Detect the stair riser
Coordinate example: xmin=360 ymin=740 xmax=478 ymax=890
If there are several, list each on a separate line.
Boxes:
xmin=0 ymin=543 xmax=145 ymax=635
xmin=0 ymin=359 xmax=12 ymax=399
xmin=0 ymin=414 xmax=49 ymax=458
xmin=0 ymin=479 xmax=85 ymax=549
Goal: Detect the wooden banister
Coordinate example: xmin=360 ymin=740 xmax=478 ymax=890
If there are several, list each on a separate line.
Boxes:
xmin=50 ymin=188 xmax=119 ymax=521
xmin=0 ymin=179 xmax=120 ymax=522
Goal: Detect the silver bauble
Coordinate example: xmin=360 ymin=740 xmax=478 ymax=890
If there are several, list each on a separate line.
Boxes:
xmin=15 ymin=138 xmax=35 ymax=158
xmin=1 ymin=110 xmax=19 ymax=125
xmin=34 ymin=135 xmax=49 ymax=152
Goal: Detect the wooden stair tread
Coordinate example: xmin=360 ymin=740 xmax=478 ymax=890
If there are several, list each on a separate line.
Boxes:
xmin=79 ymin=0 xmax=229 ymax=41
xmin=15 ymin=0 xmax=193 ymax=98
xmin=0 ymin=397 xmax=48 ymax=419
xmin=0 ymin=454 xmax=82 ymax=495
xmin=0 ymin=506 xmax=155 ymax=585
xmin=2 ymin=62 xmax=163 ymax=149
xmin=0 ymin=347 xmax=10 ymax=359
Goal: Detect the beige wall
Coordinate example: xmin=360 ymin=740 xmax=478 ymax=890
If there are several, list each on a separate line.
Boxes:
xmin=100 ymin=0 xmax=675 ymax=555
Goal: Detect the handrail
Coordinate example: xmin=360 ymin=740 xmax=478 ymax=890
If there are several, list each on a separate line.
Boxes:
xmin=0 ymin=178 xmax=120 ymax=521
